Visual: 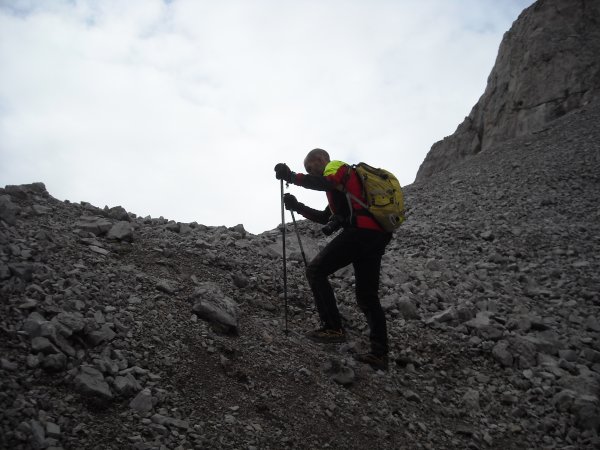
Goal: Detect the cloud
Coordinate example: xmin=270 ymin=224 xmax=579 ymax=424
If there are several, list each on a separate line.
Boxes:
xmin=0 ymin=0 xmax=534 ymax=233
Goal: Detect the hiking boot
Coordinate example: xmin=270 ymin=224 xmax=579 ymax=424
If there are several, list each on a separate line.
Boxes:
xmin=306 ymin=327 xmax=346 ymax=344
xmin=355 ymin=353 xmax=389 ymax=371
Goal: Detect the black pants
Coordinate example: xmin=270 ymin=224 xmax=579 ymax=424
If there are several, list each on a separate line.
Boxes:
xmin=306 ymin=228 xmax=392 ymax=356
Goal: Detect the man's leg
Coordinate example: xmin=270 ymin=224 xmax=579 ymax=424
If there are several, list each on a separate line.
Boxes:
xmin=354 ymin=255 xmax=388 ymax=356
xmin=353 ymin=231 xmax=392 ymax=357
xmin=306 ymin=230 xmax=355 ymax=330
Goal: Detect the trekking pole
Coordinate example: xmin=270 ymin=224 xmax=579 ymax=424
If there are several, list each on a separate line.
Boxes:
xmin=280 ymin=179 xmax=288 ymax=334
xmin=290 ymin=211 xmax=308 ymax=267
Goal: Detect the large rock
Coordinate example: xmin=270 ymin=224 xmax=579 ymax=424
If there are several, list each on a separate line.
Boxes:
xmin=75 ymin=216 xmax=113 ymax=236
xmin=191 ymin=282 xmax=240 ymax=333
xmin=104 ymin=205 xmax=130 ymax=221
xmin=0 ymin=195 xmax=21 ymax=225
xmin=74 ymin=366 xmax=113 ymax=401
xmin=113 ymin=373 xmax=142 ymax=397
xmin=107 ymin=221 xmax=135 ymax=242
xmin=129 ymin=388 xmax=153 ymax=413
xmin=416 ymin=0 xmax=600 ymax=181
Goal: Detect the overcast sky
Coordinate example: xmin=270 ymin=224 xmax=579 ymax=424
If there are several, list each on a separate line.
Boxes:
xmin=0 ymin=0 xmax=534 ymax=234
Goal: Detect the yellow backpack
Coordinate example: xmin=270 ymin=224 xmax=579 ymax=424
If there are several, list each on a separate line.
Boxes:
xmin=343 ymin=163 xmax=405 ymax=232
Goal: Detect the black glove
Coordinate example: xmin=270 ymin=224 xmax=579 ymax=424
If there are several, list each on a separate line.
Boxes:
xmin=274 ymin=163 xmax=295 ymax=183
xmin=283 ymin=193 xmax=301 ymax=211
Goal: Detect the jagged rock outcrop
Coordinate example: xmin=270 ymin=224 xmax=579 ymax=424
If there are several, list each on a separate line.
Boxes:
xmin=416 ymin=0 xmax=600 ymax=181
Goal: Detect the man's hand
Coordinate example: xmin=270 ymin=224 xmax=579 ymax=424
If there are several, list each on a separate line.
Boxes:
xmin=274 ymin=163 xmax=295 ymax=182
xmin=283 ymin=193 xmax=300 ymax=211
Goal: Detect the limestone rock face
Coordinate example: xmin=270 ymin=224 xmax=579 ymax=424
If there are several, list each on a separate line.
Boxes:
xmin=416 ymin=0 xmax=600 ymax=181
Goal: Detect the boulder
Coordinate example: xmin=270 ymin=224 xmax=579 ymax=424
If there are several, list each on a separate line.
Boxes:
xmin=0 ymin=195 xmax=20 ymax=225
xmin=129 ymin=388 xmax=153 ymax=413
xmin=397 ymin=298 xmax=420 ymax=320
xmin=191 ymin=282 xmax=240 ymax=333
xmin=113 ymin=373 xmax=142 ymax=397
xmin=104 ymin=205 xmax=130 ymax=221
xmin=74 ymin=366 xmax=113 ymax=400
xmin=75 ymin=216 xmax=113 ymax=236
xmin=107 ymin=221 xmax=135 ymax=241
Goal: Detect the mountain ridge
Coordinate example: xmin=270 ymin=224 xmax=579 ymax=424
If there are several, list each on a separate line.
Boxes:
xmin=416 ymin=0 xmax=600 ymax=181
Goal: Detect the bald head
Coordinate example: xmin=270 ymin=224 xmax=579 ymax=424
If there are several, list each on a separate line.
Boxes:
xmin=304 ymin=148 xmax=330 ymax=176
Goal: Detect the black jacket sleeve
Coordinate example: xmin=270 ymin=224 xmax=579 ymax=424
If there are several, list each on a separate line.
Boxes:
xmin=293 ymin=173 xmax=338 ymax=192
xmin=296 ymin=204 xmax=331 ymax=225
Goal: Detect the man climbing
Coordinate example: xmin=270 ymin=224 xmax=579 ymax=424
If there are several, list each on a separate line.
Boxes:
xmin=274 ymin=148 xmax=393 ymax=371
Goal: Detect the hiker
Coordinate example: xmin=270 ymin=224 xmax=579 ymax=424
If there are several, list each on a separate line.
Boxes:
xmin=274 ymin=148 xmax=393 ymax=370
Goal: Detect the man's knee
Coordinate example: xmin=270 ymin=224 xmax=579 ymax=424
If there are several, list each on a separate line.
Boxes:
xmin=356 ymin=290 xmax=380 ymax=312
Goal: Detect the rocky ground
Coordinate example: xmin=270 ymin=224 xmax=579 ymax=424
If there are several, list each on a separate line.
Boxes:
xmin=1 ymin=100 xmax=599 ymax=449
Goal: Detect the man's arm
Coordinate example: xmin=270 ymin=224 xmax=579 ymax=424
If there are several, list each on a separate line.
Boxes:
xmin=297 ymin=204 xmax=331 ymax=225
xmin=292 ymin=173 xmax=338 ymax=191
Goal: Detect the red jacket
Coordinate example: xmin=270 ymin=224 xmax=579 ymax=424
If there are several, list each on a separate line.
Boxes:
xmin=292 ymin=160 xmax=383 ymax=232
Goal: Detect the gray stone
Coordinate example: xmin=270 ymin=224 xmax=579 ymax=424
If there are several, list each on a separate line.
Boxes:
xmin=179 ymin=223 xmax=192 ymax=235
xmin=41 ymin=353 xmax=67 ymax=372
xmin=426 ymin=307 xmax=457 ymax=324
xmin=582 ymin=348 xmax=600 ymax=364
xmin=31 ymin=336 xmax=59 ymax=355
xmin=331 ymin=367 xmax=355 ymax=386
xmin=54 ymin=311 xmax=86 ymax=335
xmin=107 ymin=221 xmax=135 ymax=241
xmin=480 ymin=230 xmax=494 ymax=241
xmin=151 ymin=414 xmax=190 ymax=429
xmin=22 ymin=312 xmax=48 ymax=337
xmin=4 ymin=182 xmax=47 ymax=198
xmin=17 ymin=298 xmax=38 ymax=310
xmin=509 ymin=336 xmax=539 ymax=369
xmin=584 ymin=316 xmax=600 ymax=332
xmin=156 ymin=279 xmax=179 ymax=295
xmin=129 ymin=388 xmax=153 ymax=413
xmin=559 ymin=349 xmax=578 ymax=362
xmin=114 ymin=373 xmax=142 ymax=396
xmin=86 ymin=324 xmax=116 ymax=346
xmin=89 ymin=245 xmax=109 ymax=256
xmin=425 ymin=258 xmax=442 ymax=271
xmin=29 ymin=419 xmax=45 ymax=448
xmin=75 ymin=216 xmax=113 ymax=235
xmin=46 ymin=422 xmax=61 ymax=439
xmin=232 ymin=273 xmax=249 ymax=289
xmin=0 ymin=194 xmax=20 ymax=225
xmin=165 ymin=221 xmax=180 ymax=232
xmin=26 ymin=354 xmax=41 ymax=369
xmin=573 ymin=395 xmax=600 ymax=430
xmin=75 ymin=366 xmax=113 ymax=400
xmin=9 ymin=263 xmax=33 ymax=281
xmin=492 ymin=340 xmax=514 ymax=367
xmin=230 ymin=223 xmax=247 ymax=238
xmin=463 ymin=389 xmax=480 ymax=410
xmin=127 ymin=296 xmax=142 ymax=305
xmin=32 ymin=204 xmax=52 ymax=215
xmin=553 ymin=389 xmax=577 ymax=412
xmin=402 ymin=390 xmax=422 ymax=403
xmin=191 ymin=282 xmax=240 ymax=333
xmin=105 ymin=205 xmax=130 ymax=221
xmin=0 ymin=261 xmax=10 ymax=280
xmin=465 ymin=311 xmax=492 ymax=330
xmin=1 ymin=358 xmax=18 ymax=371
xmin=397 ymin=298 xmax=420 ymax=320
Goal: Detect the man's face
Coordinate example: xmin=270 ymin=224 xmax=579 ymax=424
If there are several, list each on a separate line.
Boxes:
xmin=304 ymin=156 xmax=326 ymax=176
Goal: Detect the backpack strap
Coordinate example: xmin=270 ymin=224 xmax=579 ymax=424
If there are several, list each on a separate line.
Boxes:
xmin=337 ymin=164 xmax=373 ymax=225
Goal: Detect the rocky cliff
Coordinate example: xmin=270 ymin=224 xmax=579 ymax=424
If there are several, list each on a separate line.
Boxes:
xmin=416 ymin=0 xmax=600 ymax=181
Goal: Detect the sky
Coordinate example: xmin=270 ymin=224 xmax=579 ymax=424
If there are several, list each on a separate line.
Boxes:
xmin=0 ymin=0 xmax=535 ymax=234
